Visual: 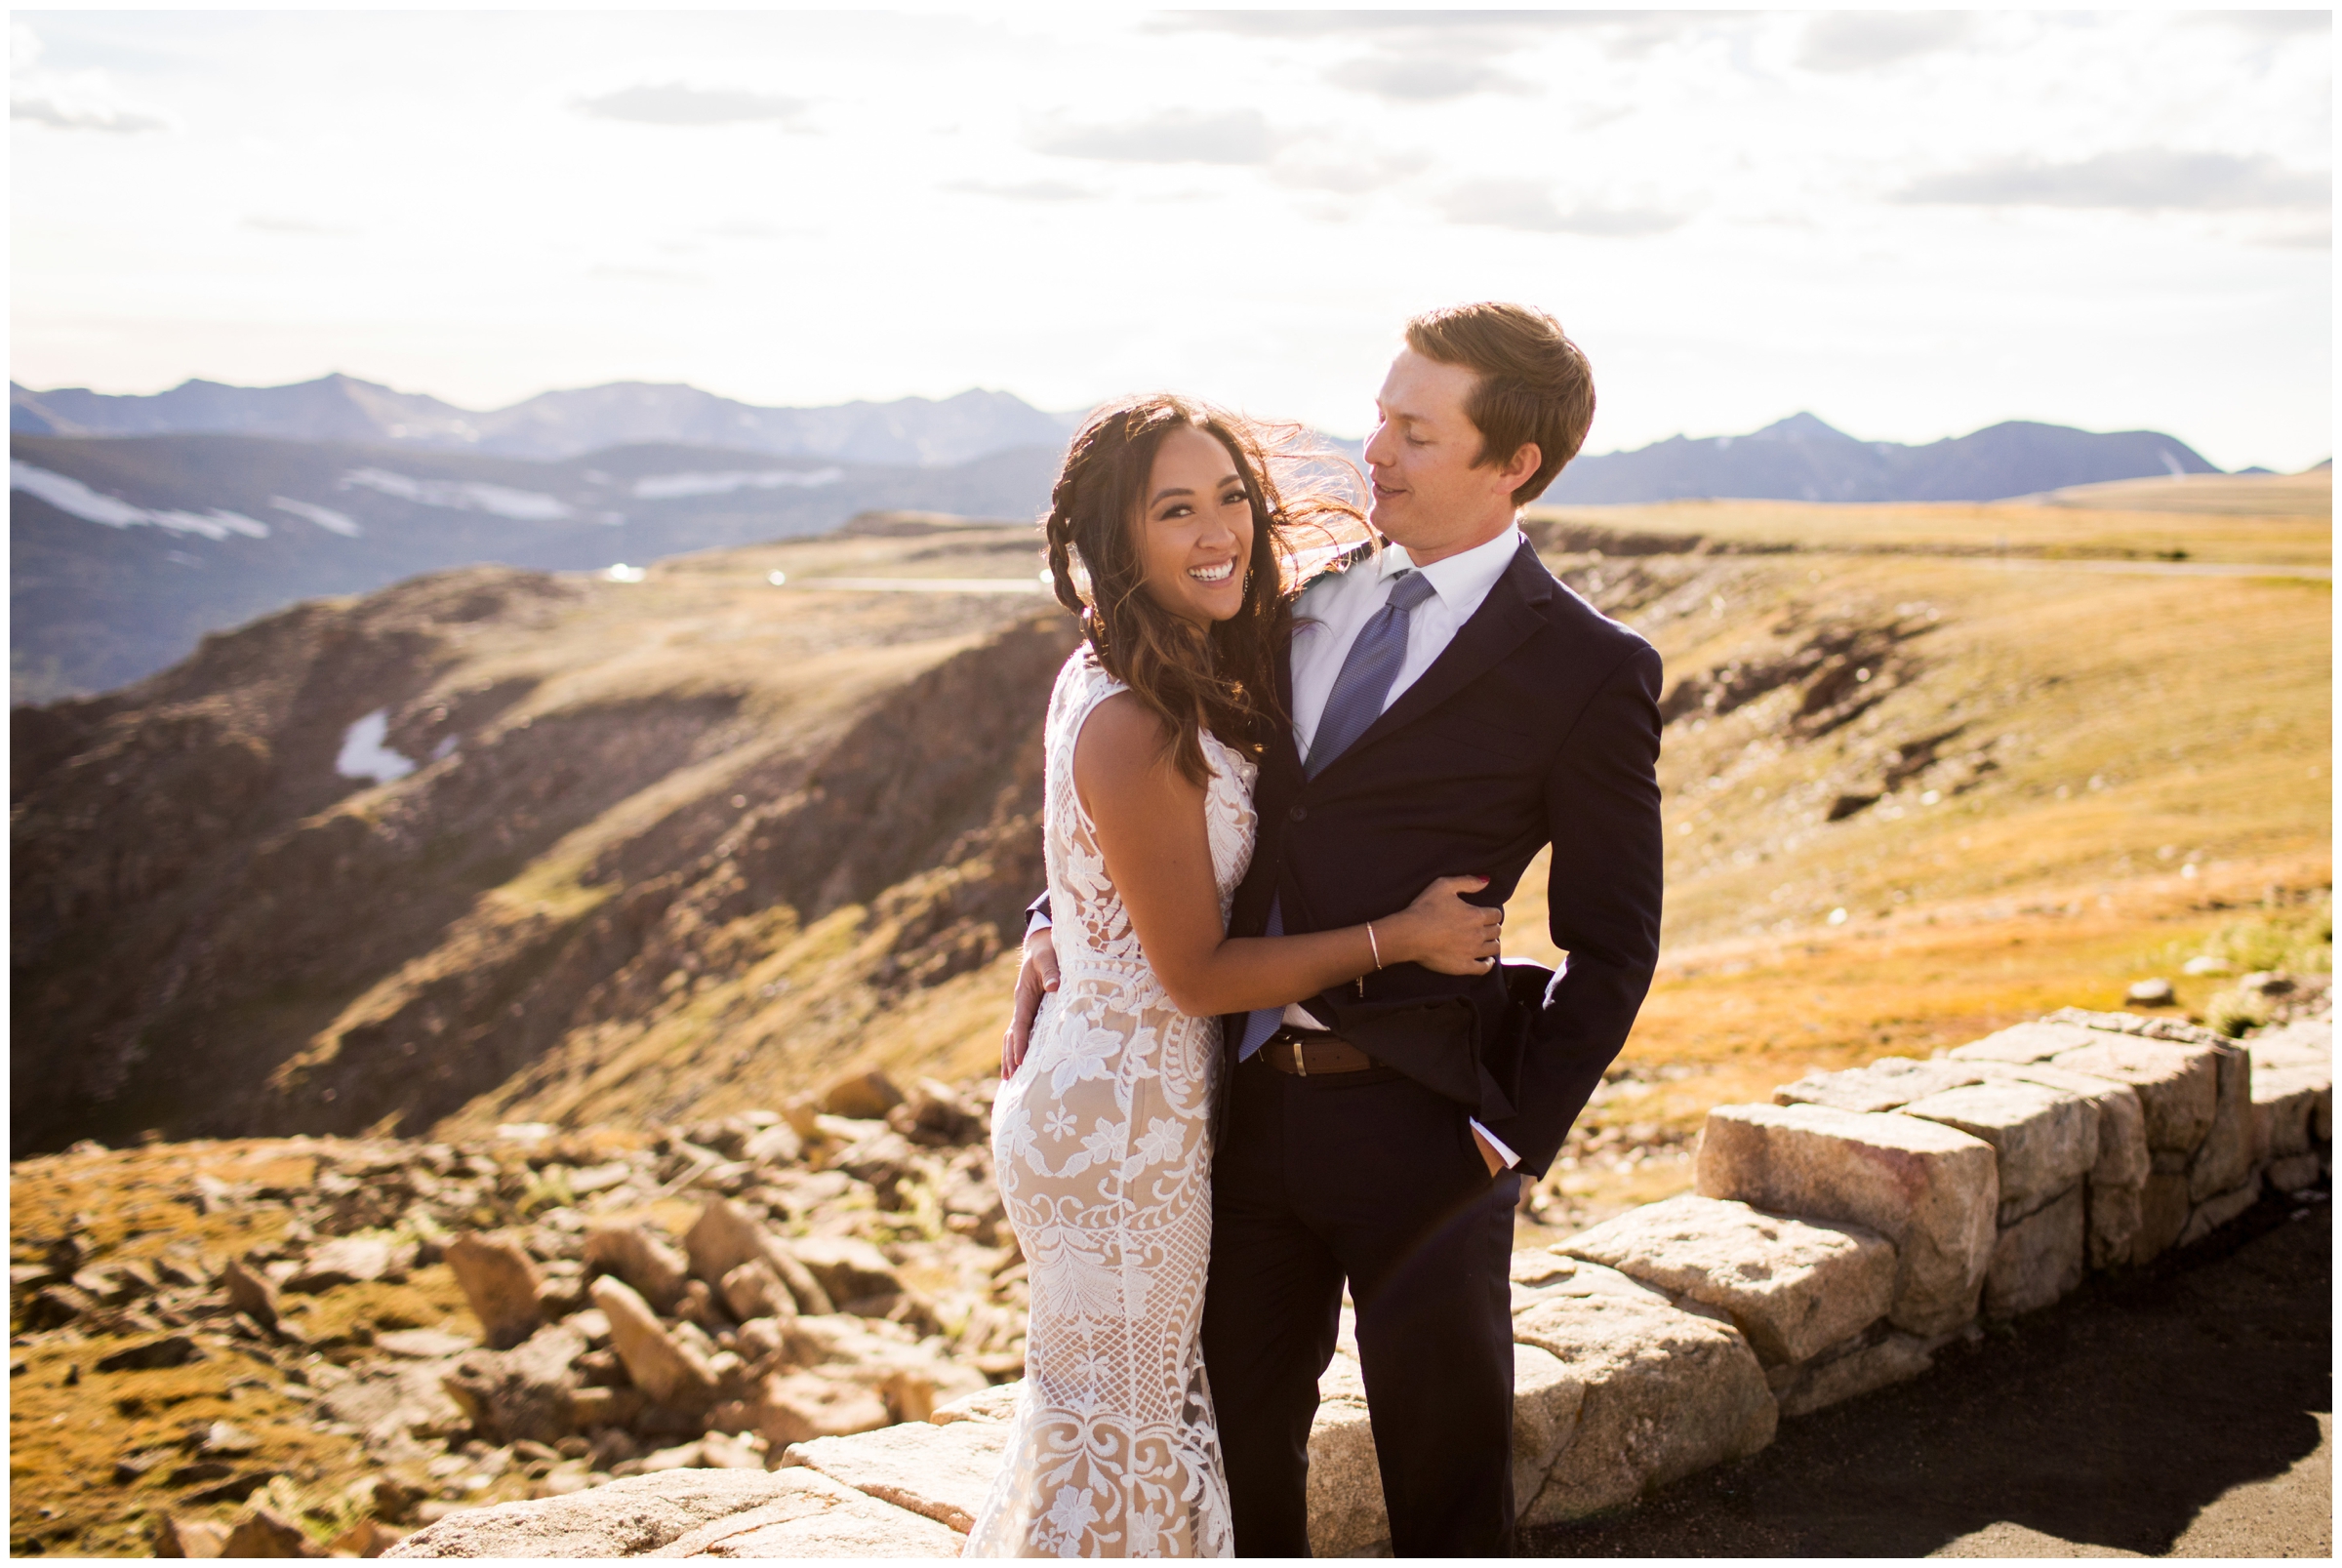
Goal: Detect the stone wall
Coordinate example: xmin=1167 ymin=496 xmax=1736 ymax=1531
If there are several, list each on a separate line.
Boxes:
xmin=385 ymin=1012 xmax=2330 ymax=1559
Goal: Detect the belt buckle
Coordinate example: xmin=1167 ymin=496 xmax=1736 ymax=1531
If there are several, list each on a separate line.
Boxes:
xmin=1294 ymin=1038 xmax=1308 ymax=1079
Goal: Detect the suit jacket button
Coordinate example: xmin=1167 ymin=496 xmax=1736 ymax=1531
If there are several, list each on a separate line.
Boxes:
xmin=1289 ymin=805 xmax=1308 ymax=822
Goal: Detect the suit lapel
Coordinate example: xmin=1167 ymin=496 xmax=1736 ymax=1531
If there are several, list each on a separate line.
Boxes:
xmin=1315 ymin=540 xmax=1555 ymax=779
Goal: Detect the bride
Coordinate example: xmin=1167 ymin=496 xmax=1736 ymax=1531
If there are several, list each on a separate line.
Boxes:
xmin=963 ymin=396 xmax=1501 ymax=1558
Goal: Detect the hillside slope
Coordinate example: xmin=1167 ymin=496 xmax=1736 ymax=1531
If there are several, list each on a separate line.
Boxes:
xmin=14 ymin=498 xmax=2327 ymax=1175
xmin=11 ymin=526 xmax=1072 ymax=1153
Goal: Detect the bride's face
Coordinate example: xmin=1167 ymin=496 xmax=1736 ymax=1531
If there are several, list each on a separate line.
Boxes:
xmin=1133 ymin=425 xmax=1254 ymax=627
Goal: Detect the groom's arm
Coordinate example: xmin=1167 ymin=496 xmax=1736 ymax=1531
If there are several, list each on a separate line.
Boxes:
xmin=1486 ymin=641 xmax=1665 ymax=1176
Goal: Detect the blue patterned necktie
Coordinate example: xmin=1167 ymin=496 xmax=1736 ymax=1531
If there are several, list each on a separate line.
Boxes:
xmin=1238 ymin=568 xmax=1437 ymax=1060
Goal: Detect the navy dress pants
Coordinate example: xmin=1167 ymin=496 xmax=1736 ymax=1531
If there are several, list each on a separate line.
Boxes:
xmin=1201 ymin=1053 xmax=1522 ymax=1556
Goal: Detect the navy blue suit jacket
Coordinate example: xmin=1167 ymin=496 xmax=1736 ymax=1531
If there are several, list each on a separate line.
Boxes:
xmin=1038 ymin=538 xmax=1664 ymax=1179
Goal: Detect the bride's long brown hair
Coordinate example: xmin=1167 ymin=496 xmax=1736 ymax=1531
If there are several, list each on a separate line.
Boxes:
xmin=1043 ymin=394 xmax=1369 ymax=784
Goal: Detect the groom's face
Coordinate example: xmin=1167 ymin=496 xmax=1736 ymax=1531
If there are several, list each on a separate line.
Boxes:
xmin=1362 ymin=348 xmax=1523 ymax=558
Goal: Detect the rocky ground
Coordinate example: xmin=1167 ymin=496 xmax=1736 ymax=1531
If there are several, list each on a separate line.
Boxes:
xmin=10 ymin=1045 xmax=1705 ymax=1558
xmin=8 ymin=1068 xmax=1025 ymax=1557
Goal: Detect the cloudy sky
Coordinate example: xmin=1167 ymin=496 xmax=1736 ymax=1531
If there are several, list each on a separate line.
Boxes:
xmin=11 ymin=9 xmax=2331 ymax=470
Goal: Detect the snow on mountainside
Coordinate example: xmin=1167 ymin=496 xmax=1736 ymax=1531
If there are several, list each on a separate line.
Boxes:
xmin=1548 ymin=413 xmax=2219 ymax=504
xmin=10 ymin=434 xmax=1063 ymax=701
xmin=11 ymin=375 xmax=1080 ymax=467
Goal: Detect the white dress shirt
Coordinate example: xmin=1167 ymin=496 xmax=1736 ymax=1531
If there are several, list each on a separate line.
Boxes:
xmin=1281 ymin=523 xmax=1528 ymax=1169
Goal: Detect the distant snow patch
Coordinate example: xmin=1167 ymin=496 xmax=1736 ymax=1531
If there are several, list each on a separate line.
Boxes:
xmin=337 ymin=709 xmax=416 ymax=784
xmin=271 ymin=497 xmax=362 ymax=537
xmin=11 ymin=461 xmax=271 ymax=541
xmin=340 ymin=467 xmax=574 ymax=521
xmin=630 ymin=467 xmax=844 ymax=500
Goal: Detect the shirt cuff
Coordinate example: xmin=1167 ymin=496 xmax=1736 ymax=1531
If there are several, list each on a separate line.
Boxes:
xmin=1469 ymin=1119 xmax=1522 ymax=1169
xmin=1025 ymin=911 xmax=1052 ymax=939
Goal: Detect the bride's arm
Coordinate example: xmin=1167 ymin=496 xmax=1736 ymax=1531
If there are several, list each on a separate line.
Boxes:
xmin=1075 ymin=693 xmax=1499 ymax=1019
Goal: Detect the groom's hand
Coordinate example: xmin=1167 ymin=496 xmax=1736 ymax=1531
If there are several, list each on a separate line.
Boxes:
xmin=1471 ymin=1126 xmax=1507 ymax=1178
xmin=1002 ymin=924 xmax=1061 ymax=1078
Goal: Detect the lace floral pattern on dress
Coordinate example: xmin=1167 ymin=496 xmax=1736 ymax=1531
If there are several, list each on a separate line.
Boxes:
xmin=963 ymin=648 xmax=1255 ymax=1559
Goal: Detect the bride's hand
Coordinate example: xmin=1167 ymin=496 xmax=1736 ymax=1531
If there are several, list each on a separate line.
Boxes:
xmin=1382 ymin=875 xmax=1504 ymax=976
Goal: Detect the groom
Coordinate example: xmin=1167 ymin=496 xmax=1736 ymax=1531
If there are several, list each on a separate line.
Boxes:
xmin=1013 ymin=302 xmax=1664 ymax=1554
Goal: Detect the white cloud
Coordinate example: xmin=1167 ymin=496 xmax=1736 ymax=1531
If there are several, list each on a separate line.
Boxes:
xmin=245 ymin=215 xmax=355 ymax=237
xmin=11 ymin=20 xmax=176 ymax=133
xmin=574 ymin=83 xmax=804 ymax=127
xmin=1798 ymin=13 xmax=1971 ymax=72
xmin=941 ymin=178 xmax=1095 ymax=202
xmin=1437 ymin=181 xmax=1682 ymax=237
xmin=1899 ymin=150 xmax=2330 ymax=212
xmin=1030 ymin=108 xmax=1277 ymax=166
xmin=1325 ymin=52 xmax=1530 ymax=102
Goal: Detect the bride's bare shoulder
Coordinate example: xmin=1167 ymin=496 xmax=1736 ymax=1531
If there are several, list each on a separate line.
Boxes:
xmin=1071 ymin=691 xmax=1191 ymax=802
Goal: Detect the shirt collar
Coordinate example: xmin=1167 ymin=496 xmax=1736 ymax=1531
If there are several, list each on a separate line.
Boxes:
xmin=1379 ymin=521 xmax=1525 ymax=612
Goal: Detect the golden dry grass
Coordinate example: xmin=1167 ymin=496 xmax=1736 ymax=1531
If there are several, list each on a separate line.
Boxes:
xmin=1527 ymin=466 xmax=2330 ymax=565
xmin=1489 ymin=506 xmax=2330 ymax=1223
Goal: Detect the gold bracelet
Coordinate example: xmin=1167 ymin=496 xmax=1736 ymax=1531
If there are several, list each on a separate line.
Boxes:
xmin=1366 ymin=922 xmax=1383 ymax=970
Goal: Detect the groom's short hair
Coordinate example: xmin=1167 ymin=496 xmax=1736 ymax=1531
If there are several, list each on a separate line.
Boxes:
xmin=1404 ymin=302 xmax=1595 ymax=505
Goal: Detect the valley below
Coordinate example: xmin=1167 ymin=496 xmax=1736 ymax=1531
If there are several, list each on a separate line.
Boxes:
xmin=10 ymin=473 xmax=2330 ymax=1553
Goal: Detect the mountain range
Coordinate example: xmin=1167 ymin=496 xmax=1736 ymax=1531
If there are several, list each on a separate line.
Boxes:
xmin=10 ymin=373 xmax=2242 ymax=703
xmin=1545 ymin=412 xmax=2218 ymax=504
xmin=12 ymin=375 xmax=1077 ymax=468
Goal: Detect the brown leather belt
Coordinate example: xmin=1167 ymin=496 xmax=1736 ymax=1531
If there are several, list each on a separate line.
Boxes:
xmin=1258 ymin=1028 xmax=1376 ymax=1077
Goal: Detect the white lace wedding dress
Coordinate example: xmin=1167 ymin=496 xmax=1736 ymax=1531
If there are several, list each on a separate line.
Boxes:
xmin=964 ymin=648 xmax=1255 ymax=1558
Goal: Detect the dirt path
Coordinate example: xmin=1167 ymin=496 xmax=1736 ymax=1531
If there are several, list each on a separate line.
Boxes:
xmin=1524 ymin=1189 xmax=2332 ymax=1558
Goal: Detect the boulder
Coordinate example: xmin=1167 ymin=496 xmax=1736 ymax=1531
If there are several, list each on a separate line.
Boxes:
xmin=380 ymin=1467 xmax=891 ymax=1558
xmin=2268 ymin=1152 xmax=2323 ymax=1193
xmin=584 ymin=1225 xmax=691 ymax=1316
xmin=1983 ymin=1184 xmax=2084 ymax=1318
xmin=1773 ymin=1058 xmax=1983 ymax=1114
xmin=1305 ymin=1380 xmax=1386 ymax=1557
xmin=2179 ymin=1173 xmax=2264 ymax=1248
xmin=787 ymin=1236 xmax=905 ymax=1311
xmin=222 ymin=1506 xmax=319 ymax=1557
xmin=446 ymin=1234 xmax=545 ymax=1350
xmin=1898 ymin=1081 xmax=2098 ymax=1224
xmin=154 ymin=1515 xmax=231 ymax=1556
xmin=1695 ymin=1103 xmax=1998 ymax=1336
xmin=1510 ymin=1344 xmax=1588 ymax=1523
xmin=2047 ymin=1037 xmax=2220 ymax=1155
xmin=2249 ymin=1018 xmax=2333 ymax=1072
xmin=97 ymin=1334 xmax=202 ymax=1372
xmin=887 ymin=1079 xmax=986 ymax=1146
xmin=1968 ymin=1062 xmax=2148 ymax=1267
xmin=719 ymin=1260 xmax=791 ymax=1324
xmin=2249 ymin=1024 xmax=2330 ymax=1155
xmin=735 ymin=1370 xmax=893 ymax=1450
xmin=1773 ymin=1330 xmax=1936 ymax=1419
xmin=589 ymin=1275 xmax=717 ymax=1413
xmin=441 ymin=1322 xmax=586 ymax=1446
xmin=685 ymin=1200 xmax=831 ymax=1316
xmin=221 ymin=1256 xmax=280 ymax=1329
xmin=2137 ymin=1170 xmax=2192 ymax=1262
xmin=929 ymin=1380 xmax=1023 ymax=1427
xmin=1514 ymin=1287 xmax=1776 ymax=1524
xmin=1509 ymin=1250 xmax=1671 ymax=1317
xmin=658 ymin=1469 xmax=966 ymax=1557
xmin=2188 ymin=1043 xmax=2253 ymax=1202
xmin=782 ymin=1416 xmax=1010 ymax=1532
xmin=1556 ymin=1194 xmax=1896 ymax=1365
xmin=1948 ymin=1021 xmax=2109 ymax=1065
xmin=285 ymin=1236 xmax=411 ymax=1294
xmin=819 ymin=1068 xmax=906 ymax=1121
xmin=320 ymin=1360 xmax=471 ymax=1449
